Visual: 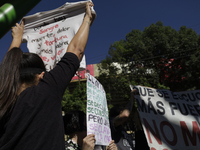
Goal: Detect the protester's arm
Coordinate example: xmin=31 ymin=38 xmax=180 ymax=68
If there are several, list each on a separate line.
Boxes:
xmin=82 ymin=134 xmax=96 ymax=150
xmin=67 ymin=1 xmax=94 ymax=61
xmin=113 ymin=89 xmax=137 ymax=127
xmin=8 ymin=21 xmax=24 ymax=51
xmin=107 ymin=140 xmax=118 ymax=150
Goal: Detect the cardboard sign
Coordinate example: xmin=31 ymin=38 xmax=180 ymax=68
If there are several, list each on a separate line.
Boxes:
xmin=86 ymin=73 xmax=112 ymax=146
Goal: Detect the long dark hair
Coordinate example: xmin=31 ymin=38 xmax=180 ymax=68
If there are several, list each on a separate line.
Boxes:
xmin=0 ymin=47 xmax=45 ymax=121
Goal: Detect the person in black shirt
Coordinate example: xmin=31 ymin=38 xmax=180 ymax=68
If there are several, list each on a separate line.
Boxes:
xmin=109 ymin=89 xmax=137 ymax=150
xmin=109 ymin=89 xmax=150 ymax=150
xmin=0 ymin=2 xmax=95 ymax=150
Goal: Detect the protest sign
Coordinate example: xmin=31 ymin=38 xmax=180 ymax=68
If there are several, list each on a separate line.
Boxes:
xmin=22 ymin=0 xmax=96 ymax=71
xmin=86 ymin=73 xmax=112 ymax=146
xmin=133 ymin=85 xmax=200 ymax=150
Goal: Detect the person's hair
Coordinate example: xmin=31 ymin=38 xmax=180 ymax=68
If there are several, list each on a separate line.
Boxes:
xmin=63 ymin=110 xmax=86 ymax=135
xmin=0 ymin=47 xmax=45 ymax=121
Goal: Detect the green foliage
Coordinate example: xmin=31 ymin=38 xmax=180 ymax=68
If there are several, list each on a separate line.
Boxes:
xmin=106 ymin=93 xmax=114 ymax=110
xmin=62 ymin=21 xmax=200 ymax=115
xmin=62 ymin=81 xmax=113 ymax=113
xmin=98 ymin=21 xmax=200 ymax=107
xmin=62 ymin=83 xmax=87 ymax=113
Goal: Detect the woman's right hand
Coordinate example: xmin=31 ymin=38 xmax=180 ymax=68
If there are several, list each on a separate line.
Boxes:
xmin=85 ymin=1 xmax=94 ymax=22
xmin=108 ymin=140 xmax=118 ymax=150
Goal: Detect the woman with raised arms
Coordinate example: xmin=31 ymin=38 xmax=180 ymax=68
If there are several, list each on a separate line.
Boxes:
xmin=0 ymin=2 xmax=95 ymax=150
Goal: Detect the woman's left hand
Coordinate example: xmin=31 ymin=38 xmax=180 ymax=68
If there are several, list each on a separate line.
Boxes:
xmin=11 ymin=21 xmax=24 ymax=40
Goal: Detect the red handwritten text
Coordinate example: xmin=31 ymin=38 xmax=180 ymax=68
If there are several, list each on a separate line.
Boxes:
xmin=51 ymin=48 xmax=65 ymax=60
xmin=40 ymin=56 xmax=49 ymax=62
xmin=44 ymin=35 xmax=68 ymax=46
xmin=39 ymin=24 xmax=59 ymax=34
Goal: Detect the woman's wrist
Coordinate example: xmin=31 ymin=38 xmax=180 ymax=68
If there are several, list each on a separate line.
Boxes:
xmin=11 ymin=37 xmax=22 ymax=47
xmin=13 ymin=34 xmax=23 ymax=40
xmin=84 ymin=14 xmax=92 ymax=25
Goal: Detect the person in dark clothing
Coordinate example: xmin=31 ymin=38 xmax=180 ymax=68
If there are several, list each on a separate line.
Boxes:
xmin=0 ymin=2 xmax=95 ymax=150
xmin=109 ymin=89 xmax=150 ymax=150
xmin=109 ymin=89 xmax=137 ymax=150
xmin=132 ymin=101 xmax=150 ymax=150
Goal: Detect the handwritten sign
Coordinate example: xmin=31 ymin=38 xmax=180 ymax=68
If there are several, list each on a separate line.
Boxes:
xmin=134 ymin=85 xmax=200 ymax=150
xmin=86 ymin=73 xmax=111 ymax=146
xmin=22 ymin=1 xmax=96 ymax=71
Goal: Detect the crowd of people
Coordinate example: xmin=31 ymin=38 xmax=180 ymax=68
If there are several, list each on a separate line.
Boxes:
xmin=0 ymin=2 xmax=149 ymax=150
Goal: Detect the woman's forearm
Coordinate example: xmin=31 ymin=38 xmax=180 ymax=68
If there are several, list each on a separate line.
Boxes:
xmin=8 ymin=38 xmax=22 ymax=51
xmin=67 ymin=15 xmax=91 ymax=60
xmin=67 ymin=2 xmax=94 ymax=61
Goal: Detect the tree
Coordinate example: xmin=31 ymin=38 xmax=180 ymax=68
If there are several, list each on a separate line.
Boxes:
xmin=62 ymin=82 xmax=87 ymax=113
xmin=62 ymin=81 xmax=113 ymax=113
xmin=98 ymin=21 xmax=200 ymax=107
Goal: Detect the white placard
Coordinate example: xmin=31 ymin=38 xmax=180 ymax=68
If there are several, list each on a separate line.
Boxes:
xmin=86 ymin=73 xmax=112 ymax=146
